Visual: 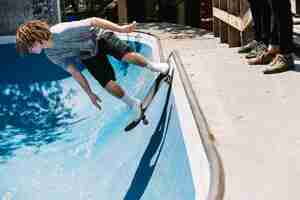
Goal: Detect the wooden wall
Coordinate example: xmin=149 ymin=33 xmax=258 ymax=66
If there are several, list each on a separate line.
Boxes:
xmin=0 ymin=0 xmax=60 ymax=36
xmin=213 ymin=0 xmax=252 ymax=47
xmin=200 ymin=0 xmax=213 ymax=30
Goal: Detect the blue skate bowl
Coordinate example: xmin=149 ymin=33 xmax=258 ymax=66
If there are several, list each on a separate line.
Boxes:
xmin=0 ymin=33 xmax=222 ymax=200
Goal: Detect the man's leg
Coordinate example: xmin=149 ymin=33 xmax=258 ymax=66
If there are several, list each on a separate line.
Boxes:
xmin=263 ymin=0 xmax=294 ymax=74
xmin=239 ymin=0 xmax=270 ymax=54
xmin=98 ymin=32 xmax=169 ymax=75
xmin=82 ymin=54 xmax=142 ymax=119
xmin=247 ymin=0 xmax=282 ymax=65
xmin=238 ymin=0 xmax=260 ymax=54
xmin=105 ymin=80 xmax=140 ymax=109
xmin=122 ymin=52 xmax=170 ymax=74
xmin=268 ymin=0 xmax=293 ymax=54
xmin=257 ymin=0 xmax=271 ymax=46
xmin=105 ymin=80 xmax=142 ymax=120
xmin=121 ymin=51 xmax=147 ymax=66
xmin=248 ymin=0 xmax=263 ymax=43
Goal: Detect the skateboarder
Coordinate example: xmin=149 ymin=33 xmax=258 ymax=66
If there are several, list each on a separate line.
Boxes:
xmin=16 ymin=18 xmax=169 ymax=120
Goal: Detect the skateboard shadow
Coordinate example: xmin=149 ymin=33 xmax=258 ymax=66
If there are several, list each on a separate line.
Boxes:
xmin=123 ymin=104 xmax=173 ymax=200
xmin=123 ymin=84 xmax=173 ymax=200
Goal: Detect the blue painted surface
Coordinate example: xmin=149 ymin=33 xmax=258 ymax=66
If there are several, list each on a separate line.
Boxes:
xmin=0 ymin=41 xmax=196 ymax=199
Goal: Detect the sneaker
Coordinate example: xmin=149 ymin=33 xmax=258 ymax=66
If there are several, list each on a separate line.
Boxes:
xmin=247 ymin=49 xmax=279 ymax=65
xmin=263 ymin=54 xmax=294 ymax=74
xmin=238 ymin=40 xmax=258 ymax=54
xmin=155 ymin=62 xmax=170 ymax=75
xmin=147 ymin=62 xmax=170 ymax=75
xmin=268 ymin=53 xmax=280 ymax=66
xmin=245 ymin=42 xmax=268 ymax=59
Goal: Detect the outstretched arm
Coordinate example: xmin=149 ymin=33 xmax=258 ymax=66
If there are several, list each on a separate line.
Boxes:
xmin=53 ymin=17 xmax=136 ymax=33
xmin=66 ymin=64 xmax=102 ymax=110
xmin=89 ymin=17 xmax=136 ymax=33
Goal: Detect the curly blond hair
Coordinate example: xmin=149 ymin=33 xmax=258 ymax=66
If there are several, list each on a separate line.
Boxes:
xmin=16 ymin=20 xmax=52 ymax=55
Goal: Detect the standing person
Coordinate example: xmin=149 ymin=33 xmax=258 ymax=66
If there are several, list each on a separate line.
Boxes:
xmin=238 ymin=0 xmax=271 ymax=58
xmin=16 ymin=18 xmax=170 ymax=120
xmin=246 ymin=0 xmax=294 ymax=74
xmin=262 ymin=0 xmax=294 ymax=74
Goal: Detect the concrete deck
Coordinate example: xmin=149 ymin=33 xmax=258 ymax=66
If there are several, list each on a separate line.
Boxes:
xmin=137 ymin=23 xmax=300 ymax=200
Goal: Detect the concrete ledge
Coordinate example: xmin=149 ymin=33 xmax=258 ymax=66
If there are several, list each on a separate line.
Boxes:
xmin=169 ymin=50 xmax=225 ymax=200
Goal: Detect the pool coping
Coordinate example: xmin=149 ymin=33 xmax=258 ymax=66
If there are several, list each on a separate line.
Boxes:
xmin=168 ymin=50 xmax=225 ymax=200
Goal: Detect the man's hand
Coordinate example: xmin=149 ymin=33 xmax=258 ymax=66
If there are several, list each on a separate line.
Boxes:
xmin=89 ymin=93 xmax=102 ymax=110
xmin=120 ymin=21 xmax=136 ymax=33
xmin=66 ymin=64 xmax=102 ymax=111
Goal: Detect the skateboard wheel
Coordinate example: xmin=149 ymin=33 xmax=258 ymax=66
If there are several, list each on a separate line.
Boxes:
xmin=142 ymin=118 xmax=149 ymax=125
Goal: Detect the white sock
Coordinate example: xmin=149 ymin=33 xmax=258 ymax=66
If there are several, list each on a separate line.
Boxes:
xmin=121 ymin=94 xmax=139 ymax=108
xmin=121 ymin=94 xmax=141 ymax=120
xmin=146 ymin=61 xmax=170 ymax=74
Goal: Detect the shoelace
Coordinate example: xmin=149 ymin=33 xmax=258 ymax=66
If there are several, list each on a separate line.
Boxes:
xmin=269 ymin=55 xmax=279 ymax=66
xmin=256 ymin=43 xmax=267 ymax=52
xmin=254 ymin=45 xmax=268 ymax=58
xmin=275 ymin=54 xmax=287 ymax=65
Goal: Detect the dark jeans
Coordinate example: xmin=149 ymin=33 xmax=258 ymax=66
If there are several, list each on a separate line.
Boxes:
xmin=248 ymin=0 xmax=272 ymax=45
xmin=267 ymin=0 xmax=293 ymax=53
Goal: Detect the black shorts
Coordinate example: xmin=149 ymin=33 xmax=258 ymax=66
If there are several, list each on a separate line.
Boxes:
xmin=81 ymin=32 xmax=134 ymax=87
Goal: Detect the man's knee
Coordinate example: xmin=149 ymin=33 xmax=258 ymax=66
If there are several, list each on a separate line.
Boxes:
xmin=122 ymin=52 xmax=146 ymax=66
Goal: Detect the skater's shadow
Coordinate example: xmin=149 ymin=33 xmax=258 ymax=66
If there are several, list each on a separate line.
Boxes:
xmin=124 ymin=74 xmax=174 ymax=199
xmin=123 ymin=104 xmax=173 ymax=200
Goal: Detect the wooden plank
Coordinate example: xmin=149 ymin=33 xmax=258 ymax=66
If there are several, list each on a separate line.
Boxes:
xmin=239 ymin=0 xmax=249 ymax=15
xmin=213 ymin=7 xmax=241 ymax=30
xmin=117 ymin=0 xmax=128 ymax=23
xmin=212 ymin=0 xmax=253 ymax=46
xmin=213 ymin=0 xmax=220 ymax=37
xmin=213 ymin=7 xmax=252 ymax=31
xmin=241 ymin=8 xmax=252 ymax=30
xmin=200 ymin=0 xmax=213 ymax=31
xmin=239 ymin=0 xmax=251 ymax=30
xmin=219 ymin=0 xmax=228 ymax=43
xmin=239 ymin=0 xmax=252 ymax=45
xmin=227 ymin=0 xmax=240 ymax=47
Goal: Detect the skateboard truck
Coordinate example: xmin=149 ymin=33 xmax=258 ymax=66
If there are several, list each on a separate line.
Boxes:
xmin=141 ymin=112 xmax=149 ymax=125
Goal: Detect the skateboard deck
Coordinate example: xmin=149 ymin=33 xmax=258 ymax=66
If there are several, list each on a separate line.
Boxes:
xmin=124 ymin=68 xmax=174 ymax=132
